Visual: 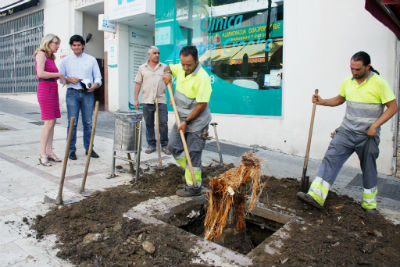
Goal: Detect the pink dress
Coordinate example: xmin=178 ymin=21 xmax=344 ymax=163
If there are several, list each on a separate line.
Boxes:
xmin=35 ymin=55 xmax=61 ymax=120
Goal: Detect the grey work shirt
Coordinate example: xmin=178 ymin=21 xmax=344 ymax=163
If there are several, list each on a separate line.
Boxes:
xmin=135 ymin=62 xmax=167 ymax=104
xmin=340 ymin=72 xmax=386 ymax=136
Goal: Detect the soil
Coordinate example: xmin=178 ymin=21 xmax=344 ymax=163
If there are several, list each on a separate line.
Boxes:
xmin=30 ymin=163 xmax=400 ymax=267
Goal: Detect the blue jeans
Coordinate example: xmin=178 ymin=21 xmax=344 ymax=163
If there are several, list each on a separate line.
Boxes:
xmin=66 ymin=89 xmax=94 ymax=152
xmin=143 ymin=103 xmax=168 ymax=147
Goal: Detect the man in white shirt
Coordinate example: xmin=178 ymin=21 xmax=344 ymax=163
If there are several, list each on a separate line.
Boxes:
xmin=134 ymin=46 xmax=170 ymax=154
xmin=59 ymin=35 xmax=102 ymax=160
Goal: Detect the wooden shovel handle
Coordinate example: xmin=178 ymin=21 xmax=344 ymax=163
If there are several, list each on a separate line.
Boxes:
xmin=56 ymin=116 xmax=75 ymax=204
xmin=155 ymin=98 xmax=162 ymax=167
xmin=304 ymin=89 xmax=319 ymax=166
xmin=80 ymin=101 xmax=99 ymax=193
xmin=167 ymin=83 xmax=197 ymax=186
xmin=301 ymin=89 xmax=318 ymax=192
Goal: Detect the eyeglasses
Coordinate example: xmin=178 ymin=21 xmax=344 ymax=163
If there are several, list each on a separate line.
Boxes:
xmin=51 ymin=41 xmax=60 ymax=45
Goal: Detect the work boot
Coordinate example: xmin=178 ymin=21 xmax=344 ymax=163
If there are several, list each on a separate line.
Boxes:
xmin=145 ymin=147 xmax=156 ymax=154
xmin=69 ymin=151 xmax=77 ymax=160
xmin=86 ymin=150 xmax=99 ymax=158
xmin=364 ymin=208 xmax=378 ymax=214
xmin=161 ymin=146 xmax=171 ymax=155
xmin=176 ymin=185 xmax=202 ymax=197
xmin=296 ymin=191 xmax=323 ymax=209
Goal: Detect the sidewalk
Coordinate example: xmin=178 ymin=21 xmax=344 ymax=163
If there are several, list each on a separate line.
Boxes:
xmin=0 ymin=96 xmax=399 ymax=266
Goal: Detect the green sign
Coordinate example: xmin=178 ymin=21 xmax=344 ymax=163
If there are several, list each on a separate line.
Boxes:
xmin=211 ymin=20 xmax=283 ymax=45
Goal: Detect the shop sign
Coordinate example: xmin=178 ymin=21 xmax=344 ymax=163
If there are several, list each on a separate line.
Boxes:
xmin=201 ymin=15 xmax=243 ymax=32
xmin=98 ymin=14 xmax=116 ymax=33
xmin=108 ymin=0 xmax=149 ymax=21
xmin=108 ymin=45 xmax=118 ymax=68
xmin=211 ymin=20 xmax=283 ymax=45
xmin=0 ymin=0 xmax=39 ymax=17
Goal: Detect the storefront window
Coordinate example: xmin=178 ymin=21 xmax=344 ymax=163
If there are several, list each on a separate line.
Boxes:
xmin=156 ymin=0 xmax=284 ymax=116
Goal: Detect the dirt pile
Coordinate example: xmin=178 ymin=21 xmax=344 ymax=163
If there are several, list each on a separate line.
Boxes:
xmin=32 ymin=163 xmax=231 ymax=267
xmin=30 ymin=164 xmax=400 ymax=267
xmin=255 ymin=176 xmax=400 ymax=266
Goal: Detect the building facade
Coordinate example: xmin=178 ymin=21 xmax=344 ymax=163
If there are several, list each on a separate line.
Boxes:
xmin=0 ymin=0 xmax=105 ymax=109
xmin=104 ymin=0 xmax=400 ymax=176
xmin=1 ymin=0 xmax=399 ymax=176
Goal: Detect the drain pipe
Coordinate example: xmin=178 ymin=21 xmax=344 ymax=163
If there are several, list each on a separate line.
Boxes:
xmin=392 ymin=39 xmax=400 ymax=176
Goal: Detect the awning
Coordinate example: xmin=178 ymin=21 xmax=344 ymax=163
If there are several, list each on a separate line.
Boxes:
xmin=365 ymin=0 xmax=400 ymax=39
xmin=0 ymin=0 xmax=39 ymax=17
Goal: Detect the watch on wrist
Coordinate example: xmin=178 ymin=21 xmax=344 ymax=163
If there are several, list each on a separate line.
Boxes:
xmin=185 ymin=119 xmax=190 ymax=125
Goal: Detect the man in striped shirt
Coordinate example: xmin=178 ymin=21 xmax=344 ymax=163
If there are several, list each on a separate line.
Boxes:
xmin=297 ymin=51 xmax=398 ymax=213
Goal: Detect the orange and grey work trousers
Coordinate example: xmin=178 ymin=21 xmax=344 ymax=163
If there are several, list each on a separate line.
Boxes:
xmin=309 ymin=126 xmax=379 ymax=209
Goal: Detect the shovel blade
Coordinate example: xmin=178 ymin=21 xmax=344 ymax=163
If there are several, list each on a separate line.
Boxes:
xmin=63 ymin=197 xmax=83 ymax=205
xmin=43 ymin=195 xmax=56 ymax=204
xmin=43 ymin=195 xmax=83 ymax=205
xmin=301 ymin=175 xmax=310 ymax=193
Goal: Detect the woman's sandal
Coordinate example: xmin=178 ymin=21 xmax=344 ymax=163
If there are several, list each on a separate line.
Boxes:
xmin=39 ymin=156 xmax=52 ymax=166
xmin=47 ymin=153 xmax=62 ymax=162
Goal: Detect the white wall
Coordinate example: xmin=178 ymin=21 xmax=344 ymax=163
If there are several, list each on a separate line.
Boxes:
xmin=212 ymin=0 xmax=398 ymax=174
xmin=105 ymin=23 xmax=130 ymax=111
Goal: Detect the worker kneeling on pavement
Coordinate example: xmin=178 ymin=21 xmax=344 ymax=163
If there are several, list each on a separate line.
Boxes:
xmin=163 ymin=46 xmax=212 ymax=197
xmin=297 ymin=51 xmax=398 ymax=213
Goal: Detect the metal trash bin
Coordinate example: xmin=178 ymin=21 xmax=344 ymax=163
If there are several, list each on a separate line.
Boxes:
xmin=109 ymin=110 xmax=143 ymax=181
xmin=113 ymin=111 xmax=143 ymax=152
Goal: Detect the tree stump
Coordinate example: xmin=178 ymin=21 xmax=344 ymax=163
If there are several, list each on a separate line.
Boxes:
xmin=213 ymin=186 xmax=253 ymax=253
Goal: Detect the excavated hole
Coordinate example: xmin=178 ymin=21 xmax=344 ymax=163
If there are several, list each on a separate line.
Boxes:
xmin=162 ymin=198 xmax=286 ymax=255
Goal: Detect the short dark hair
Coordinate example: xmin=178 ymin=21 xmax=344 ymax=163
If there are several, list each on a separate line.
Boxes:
xmin=351 ymin=51 xmax=370 ymax=66
xmin=180 ymin=46 xmax=198 ymax=61
xmin=351 ymin=51 xmax=379 ymax=75
xmin=69 ymin=34 xmax=85 ymax=46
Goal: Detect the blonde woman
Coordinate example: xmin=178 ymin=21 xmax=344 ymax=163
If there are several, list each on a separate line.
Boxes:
xmin=34 ymin=34 xmax=66 ymax=166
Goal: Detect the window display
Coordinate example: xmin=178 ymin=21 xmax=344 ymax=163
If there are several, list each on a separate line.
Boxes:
xmin=156 ymin=0 xmax=284 ymax=116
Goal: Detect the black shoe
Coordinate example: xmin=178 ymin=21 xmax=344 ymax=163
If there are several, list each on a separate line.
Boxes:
xmin=296 ymin=191 xmax=323 ymax=209
xmin=176 ymin=185 xmax=202 ymax=197
xmin=86 ymin=150 xmax=99 ymax=158
xmin=69 ymin=151 xmax=77 ymax=160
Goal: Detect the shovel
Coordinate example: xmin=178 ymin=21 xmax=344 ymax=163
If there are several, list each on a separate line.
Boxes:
xmin=167 ymin=83 xmax=197 ymax=186
xmin=210 ymin=122 xmax=223 ymax=165
xmin=301 ymin=89 xmax=318 ymax=192
xmin=44 ymin=117 xmax=79 ymax=205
